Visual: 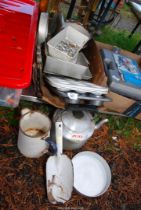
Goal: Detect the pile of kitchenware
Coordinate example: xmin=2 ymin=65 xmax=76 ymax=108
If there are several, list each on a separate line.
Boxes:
xmin=20 ymin=15 xmax=112 ymax=205
xmin=43 ymin=24 xmax=111 ymax=106
xmin=17 ymin=108 xmax=111 ymax=205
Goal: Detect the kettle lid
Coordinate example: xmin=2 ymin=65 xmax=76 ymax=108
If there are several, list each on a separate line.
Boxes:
xmin=62 ymin=110 xmax=93 ymax=132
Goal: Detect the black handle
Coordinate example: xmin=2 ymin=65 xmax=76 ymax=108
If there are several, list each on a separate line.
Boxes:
xmin=45 ymin=138 xmax=57 ymax=155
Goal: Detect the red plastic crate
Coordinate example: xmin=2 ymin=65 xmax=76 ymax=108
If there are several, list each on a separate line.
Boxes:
xmin=0 ymin=0 xmax=39 ymax=89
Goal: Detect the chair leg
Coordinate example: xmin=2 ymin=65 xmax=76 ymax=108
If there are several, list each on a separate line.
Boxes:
xmin=129 ymin=19 xmax=141 ymax=38
xmin=66 ymin=0 xmax=76 ymax=20
xmin=123 ymin=102 xmax=141 ymax=117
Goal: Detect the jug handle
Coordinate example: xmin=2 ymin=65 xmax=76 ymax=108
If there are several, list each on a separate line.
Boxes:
xmin=45 ymin=138 xmax=57 ymax=155
xmin=95 ymin=119 xmax=109 ymax=130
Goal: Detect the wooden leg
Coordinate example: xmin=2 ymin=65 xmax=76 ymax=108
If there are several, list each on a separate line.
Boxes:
xmin=39 ymin=0 xmax=49 ymax=12
xmin=83 ymin=0 xmax=96 ymax=26
xmin=77 ymin=0 xmax=88 ymax=18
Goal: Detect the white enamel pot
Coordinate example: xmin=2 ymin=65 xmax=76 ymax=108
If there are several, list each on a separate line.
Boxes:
xmin=17 ymin=109 xmax=56 ymax=158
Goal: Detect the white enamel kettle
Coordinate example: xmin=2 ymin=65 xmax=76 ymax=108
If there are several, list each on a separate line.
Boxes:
xmin=52 ymin=109 xmax=108 ymax=150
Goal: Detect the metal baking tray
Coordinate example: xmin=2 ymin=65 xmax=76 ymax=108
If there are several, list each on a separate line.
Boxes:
xmin=44 ymin=53 xmax=92 ymax=80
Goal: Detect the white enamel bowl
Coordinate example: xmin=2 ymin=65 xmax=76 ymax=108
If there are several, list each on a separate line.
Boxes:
xmin=72 ymin=151 xmax=111 ymax=197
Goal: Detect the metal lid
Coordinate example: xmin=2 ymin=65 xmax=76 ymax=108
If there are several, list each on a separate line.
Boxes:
xmin=0 ymin=0 xmax=38 ymax=88
xmin=61 ymin=110 xmax=93 ymax=133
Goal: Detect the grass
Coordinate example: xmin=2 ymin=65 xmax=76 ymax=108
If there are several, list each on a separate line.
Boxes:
xmin=95 ymin=26 xmax=141 ymax=51
xmin=94 ymin=112 xmax=141 ymax=152
xmin=121 ymin=3 xmax=131 ymax=12
xmin=120 ymin=3 xmax=134 ymax=18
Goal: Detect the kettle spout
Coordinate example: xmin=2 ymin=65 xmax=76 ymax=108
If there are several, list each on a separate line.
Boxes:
xmin=95 ymin=119 xmax=108 ymax=130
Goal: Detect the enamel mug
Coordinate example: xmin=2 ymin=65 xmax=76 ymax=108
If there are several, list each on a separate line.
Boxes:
xmin=17 ymin=108 xmax=56 ymax=158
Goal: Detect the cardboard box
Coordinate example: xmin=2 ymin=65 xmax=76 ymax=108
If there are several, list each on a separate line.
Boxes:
xmin=41 ymin=40 xmax=141 ymax=120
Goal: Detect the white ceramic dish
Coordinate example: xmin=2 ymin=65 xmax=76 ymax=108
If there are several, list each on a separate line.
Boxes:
xmin=47 ymin=26 xmax=89 ymax=63
xmin=72 ymin=151 xmax=111 ymax=197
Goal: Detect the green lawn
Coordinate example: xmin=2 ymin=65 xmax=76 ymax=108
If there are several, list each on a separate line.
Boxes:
xmin=120 ymin=3 xmax=134 ymax=18
xmin=95 ymin=26 xmax=141 ymax=51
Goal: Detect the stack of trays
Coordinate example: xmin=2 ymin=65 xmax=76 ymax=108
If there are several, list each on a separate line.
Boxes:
xmin=45 ymin=25 xmax=92 ymax=81
xmin=44 ymin=53 xmax=92 ymax=80
xmin=46 ymin=75 xmax=108 ymax=95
